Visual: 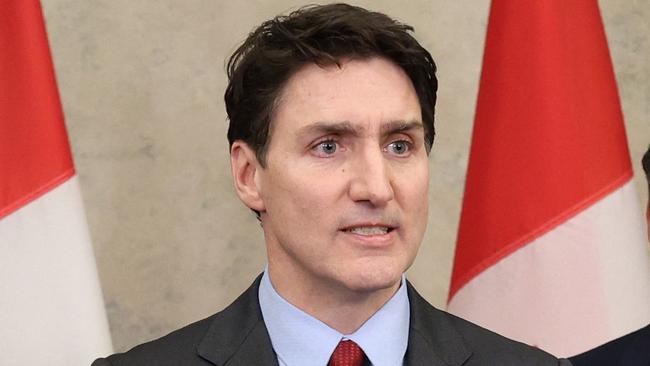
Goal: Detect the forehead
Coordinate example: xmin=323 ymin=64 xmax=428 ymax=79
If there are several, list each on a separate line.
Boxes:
xmin=271 ymin=57 xmax=422 ymax=135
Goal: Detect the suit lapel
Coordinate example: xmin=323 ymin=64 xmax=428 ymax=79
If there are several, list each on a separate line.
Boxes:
xmin=193 ymin=277 xmax=472 ymax=366
xmin=405 ymin=282 xmax=472 ymax=366
xmin=196 ymin=275 xmax=279 ymax=366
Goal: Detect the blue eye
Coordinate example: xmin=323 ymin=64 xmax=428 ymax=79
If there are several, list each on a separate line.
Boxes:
xmin=313 ymin=140 xmax=338 ymax=155
xmin=387 ymin=140 xmax=410 ymax=155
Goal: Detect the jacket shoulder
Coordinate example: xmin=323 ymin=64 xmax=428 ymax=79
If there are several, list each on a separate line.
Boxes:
xmin=92 ymin=276 xmax=268 ymax=366
xmin=406 ymin=282 xmax=567 ymax=365
xmin=92 ymin=314 xmax=216 ymax=366
xmin=444 ymin=312 xmax=565 ymax=365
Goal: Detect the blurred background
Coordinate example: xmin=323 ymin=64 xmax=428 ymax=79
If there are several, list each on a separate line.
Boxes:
xmin=40 ymin=0 xmax=649 ymax=351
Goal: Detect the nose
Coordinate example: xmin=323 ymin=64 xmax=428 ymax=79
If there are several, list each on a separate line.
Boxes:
xmin=348 ymin=148 xmax=395 ymax=207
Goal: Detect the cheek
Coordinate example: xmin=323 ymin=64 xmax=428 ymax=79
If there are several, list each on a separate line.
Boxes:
xmin=268 ymin=165 xmax=344 ymax=219
xmin=399 ymin=164 xmax=429 ymax=208
xmin=395 ymin=164 xmax=429 ymax=245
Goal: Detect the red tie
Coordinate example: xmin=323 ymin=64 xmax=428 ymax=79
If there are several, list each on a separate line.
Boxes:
xmin=328 ymin=340 xmax=367 ymax=366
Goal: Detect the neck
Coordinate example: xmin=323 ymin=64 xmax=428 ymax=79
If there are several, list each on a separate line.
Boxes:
xmin=267 ymin=262 xmax=400 ymax=334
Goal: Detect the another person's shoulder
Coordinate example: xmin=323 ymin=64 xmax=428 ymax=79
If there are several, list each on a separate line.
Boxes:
xmin=570 ymin=324 xmax=650 ymax=366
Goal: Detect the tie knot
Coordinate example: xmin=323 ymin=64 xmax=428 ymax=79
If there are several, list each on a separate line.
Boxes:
xmin=328 ymin=340 xmax=366 ymax=366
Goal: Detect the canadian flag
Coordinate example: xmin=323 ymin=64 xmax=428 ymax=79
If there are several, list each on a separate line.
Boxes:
xmin=0 ymin=1 xmax=113 ymax=364
xmin=447 ymin=0 xmax=650 ymax=357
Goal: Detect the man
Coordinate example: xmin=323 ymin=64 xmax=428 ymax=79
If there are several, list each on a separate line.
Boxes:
xmin=93 ymin=4 xmax=570 ymax=365
xmin=569 ymin=146 xmax=650 ymax=366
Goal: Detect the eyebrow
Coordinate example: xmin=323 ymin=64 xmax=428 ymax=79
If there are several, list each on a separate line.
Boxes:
xmin=380 ymin=120 xmax=424 ymax=136
xmin=296 ymin=121 xmax=359 ymax=137
xmin=296 ymin=120 xmax=424 ymax=137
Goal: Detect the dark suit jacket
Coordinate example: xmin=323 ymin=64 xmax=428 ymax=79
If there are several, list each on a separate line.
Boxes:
xmin=569 ymin=324 xmax=650 ymax=366
xmin=93 ymin=277 xmax=571 ymax=365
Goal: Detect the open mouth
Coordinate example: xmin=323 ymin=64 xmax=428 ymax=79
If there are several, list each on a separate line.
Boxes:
xmin=342 ymin=226 xmax=394 ymax=236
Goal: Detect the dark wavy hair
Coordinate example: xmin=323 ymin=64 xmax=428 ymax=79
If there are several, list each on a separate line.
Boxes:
xmin=224 ymin=3 xmax=438 ymax=166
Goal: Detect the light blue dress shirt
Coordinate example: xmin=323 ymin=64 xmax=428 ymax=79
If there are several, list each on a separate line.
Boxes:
xmin=258 ymin=270 xmax=410 ymax=366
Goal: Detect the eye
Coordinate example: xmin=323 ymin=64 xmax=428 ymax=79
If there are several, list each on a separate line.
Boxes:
xmin=386 ymin=140 xmax=411 ymax=156
xmin=312 ymin=139 xmax=339 ymax=156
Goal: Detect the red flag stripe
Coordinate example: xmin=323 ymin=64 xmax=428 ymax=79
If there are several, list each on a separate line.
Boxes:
xmin=0 ymin=0 xmax=75 ymax=219
xmin=449 ymin=1 xmax=633 ymax=299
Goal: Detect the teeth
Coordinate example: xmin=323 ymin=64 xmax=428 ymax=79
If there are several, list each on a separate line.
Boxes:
xmin=346 ymin=227 xmax=389 ymax=235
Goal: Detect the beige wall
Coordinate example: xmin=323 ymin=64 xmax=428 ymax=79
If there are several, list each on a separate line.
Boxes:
xmin=41 ymin=1 xmax=649 ymax=352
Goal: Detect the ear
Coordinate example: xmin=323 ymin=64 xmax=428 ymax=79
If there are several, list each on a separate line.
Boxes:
xmin=230 ymin=141 xmax=265 ymax=213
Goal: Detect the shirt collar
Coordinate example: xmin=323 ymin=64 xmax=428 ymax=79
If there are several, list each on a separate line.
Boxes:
xmin=258 ymin=269 xmax=410 ymax=366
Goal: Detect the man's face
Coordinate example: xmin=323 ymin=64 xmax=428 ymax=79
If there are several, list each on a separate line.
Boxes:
xmin=256 ymin=57 xmax=429 ymax=297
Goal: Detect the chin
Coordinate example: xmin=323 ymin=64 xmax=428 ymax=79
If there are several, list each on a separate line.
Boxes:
xmin=341 ymin=261 xmax=405 ymax=294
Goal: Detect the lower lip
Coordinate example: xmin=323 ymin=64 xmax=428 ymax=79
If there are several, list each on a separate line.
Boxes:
xmin=339 ymin=229 xmax=396 ymax=247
